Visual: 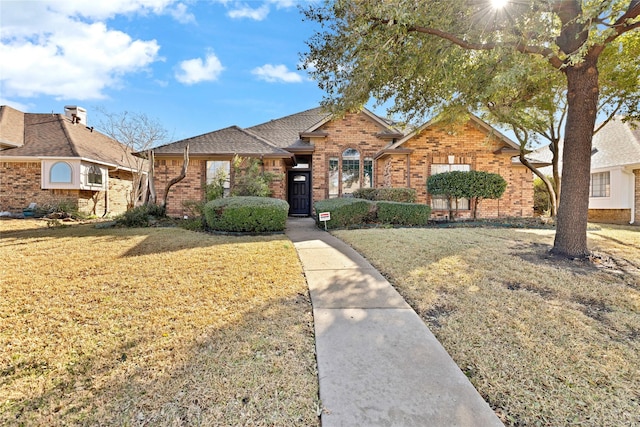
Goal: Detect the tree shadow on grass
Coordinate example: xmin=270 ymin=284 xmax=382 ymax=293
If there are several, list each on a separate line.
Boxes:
xmin=4 ymin=294 xmax=319 ymax=427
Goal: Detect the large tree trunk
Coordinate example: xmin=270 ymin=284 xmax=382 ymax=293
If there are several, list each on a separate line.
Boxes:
xmin=552 ymin=57 xmax=599 ymax=258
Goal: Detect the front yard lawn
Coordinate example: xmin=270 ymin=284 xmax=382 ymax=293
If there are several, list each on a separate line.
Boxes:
xmin=0 ymin=221 xmax=318 ymax=426
xmin=333 ymin=224 xmax=640 ymax=426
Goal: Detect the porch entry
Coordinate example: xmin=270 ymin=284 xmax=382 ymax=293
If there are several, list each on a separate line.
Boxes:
xmin=288 ymin=171 xmax=311 ymax=216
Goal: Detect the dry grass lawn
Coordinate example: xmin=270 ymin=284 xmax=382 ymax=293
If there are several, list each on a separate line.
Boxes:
xmin=0 ymin=220 xmax=319 ymax=426
xmin=333 ymin=224 xmax=640 ymax=426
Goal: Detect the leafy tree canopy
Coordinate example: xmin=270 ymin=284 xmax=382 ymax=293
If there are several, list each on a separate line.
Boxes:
xmin=302 ymin=0 xmax=640 ymax=258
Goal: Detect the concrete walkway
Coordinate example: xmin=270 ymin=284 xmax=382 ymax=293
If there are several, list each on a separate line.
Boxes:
xmin=285 ymin=217 xmax=503 ymax=427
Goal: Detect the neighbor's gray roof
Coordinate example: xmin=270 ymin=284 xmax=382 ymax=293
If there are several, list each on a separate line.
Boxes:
xmin=0 ymin=106 xmax=142 ymax=169
xmin=151 ymin=125 xmax=293 ymax=157
xmin=591 ymin=116 xmax=640 ymax=169
xmin=247 ymin=107 xmax=330 ymax=148
xmin=531 ymin=116 xmax=640 ymax=175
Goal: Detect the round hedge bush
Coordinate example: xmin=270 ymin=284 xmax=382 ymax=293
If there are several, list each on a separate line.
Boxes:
xmin=204 ymin=196 xmax=289 ymax=232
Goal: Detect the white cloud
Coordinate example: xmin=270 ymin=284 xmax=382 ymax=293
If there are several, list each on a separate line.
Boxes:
xmin=0 ymin=98 xmax=30 ymax=111
xmin=267 ymin=0 xmax=298 ymax=8
xmin=251 ymin=64 xmax=302 ymax=83
xmin=227 ymin=4 xmax=270 ymax=21
xmin=169 ymin=3 xmax=196 ymax=24
xmin=0 ymin=0 xmax=190 ymax=100
xmin=175 ymin=53 xmax=225 ymax=85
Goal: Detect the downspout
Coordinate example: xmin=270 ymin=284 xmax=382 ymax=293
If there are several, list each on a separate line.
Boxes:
xmin=406 ymin=154 xmax=411 ymax=187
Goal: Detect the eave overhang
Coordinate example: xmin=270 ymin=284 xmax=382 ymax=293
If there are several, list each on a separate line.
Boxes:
xmin=374 ymin=148 xmax=414 ymax=160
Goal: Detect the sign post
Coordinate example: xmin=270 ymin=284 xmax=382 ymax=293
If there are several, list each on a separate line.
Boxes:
xmin=318 ymin=212 xmax=331 ymax=230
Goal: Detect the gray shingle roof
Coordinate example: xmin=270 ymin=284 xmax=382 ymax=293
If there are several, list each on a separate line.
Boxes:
xmin=591 ymin=116 xmax=640 ymax=169
xmin=0 ymin=106 xmax=142 ymax=170
xmin=247 ymin=107 xmax=330 ymax=148
xmin=151 ymin=125 xmax=292 ymax=157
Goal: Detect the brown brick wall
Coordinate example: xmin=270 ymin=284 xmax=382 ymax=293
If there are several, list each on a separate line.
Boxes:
xmin=311 ymin=112 xmax=391 ymax=201
xmin=399 ymin=123 xmax=533 ymax=219
xmin=0 ymin=161 xmax=77 ymax=213
xmin=108 ymin=170 xmax=134 ymax=215
xmin=588 ymin=209 xmax=632 ymax=224
xmin=154 ymin=157 xmax=288 ymax=217
xmin=154 ymin=158 xmax=207 ymax=217
xmin=0 ymin=161 xmax=134 ymax=216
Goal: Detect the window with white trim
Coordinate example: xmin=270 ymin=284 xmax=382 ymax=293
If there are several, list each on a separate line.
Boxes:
xmin=590 ymin=171 xmax=610 ymax=197
xmin=87 ymin=165 xmax=103 ymax=185
xmin=429 ymin=163 xmax=471 ymax=210
xmin=328 ymin=157 xmax=339 ymax=198
xmin=50 ymin=162 xmax=72 ymax=183
xmin=328 ymin=150 xmax=373 ymax=198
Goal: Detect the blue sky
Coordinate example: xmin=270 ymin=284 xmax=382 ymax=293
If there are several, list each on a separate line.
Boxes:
xmin=0 ymin=0 xmax=352 ymax=142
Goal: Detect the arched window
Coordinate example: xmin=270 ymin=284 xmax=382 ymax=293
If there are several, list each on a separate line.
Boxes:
xmin=87 ymin=165 xmax=102 ymax=185
xmin=50 ymin=162 xmax=72 ymax=183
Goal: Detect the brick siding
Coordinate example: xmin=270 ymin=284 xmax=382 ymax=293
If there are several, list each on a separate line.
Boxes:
xmin=154 ymin=157 xmax=289 ymax=217
xmin=310 ymin=116 xmax=533 ymax=219
xmin=0 ymin=161 xmax=133 ymax=216
xmin=588 ymin=209 xmax=632 ymax=224
xmin=151 ymin=112 xmax=533 ymax=220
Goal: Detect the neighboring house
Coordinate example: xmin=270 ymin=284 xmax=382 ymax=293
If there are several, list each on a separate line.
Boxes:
xmin=532 ymin=116 xmax=640 ymax=225
xmin=0 ymin=105 xmax=144 ymax=216
xmin=150 ymin=107 xmax=534 ymax=219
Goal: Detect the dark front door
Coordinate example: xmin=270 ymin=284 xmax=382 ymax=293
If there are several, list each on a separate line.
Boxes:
xmin=288 ymin=171 xmax=311 ymax=216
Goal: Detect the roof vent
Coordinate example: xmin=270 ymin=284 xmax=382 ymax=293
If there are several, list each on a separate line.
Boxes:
xmin=64 ymin=105 xmax=87 ymax=125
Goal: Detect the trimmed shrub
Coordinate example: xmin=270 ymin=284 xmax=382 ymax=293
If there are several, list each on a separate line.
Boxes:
xmin=373 ymin=188 xmax=417 ymax=203
xmin=204 ymin=196 xmax=288 ymax=232
xmin=352 ymin=188 xmax=378 ymax=200
xmin=352 ymin=187 xmax=417 ymax=203
xmin=376 ymin=201 xmax=431 ymax=226
xmin=314 ymin=198 xmax=375 ymax=229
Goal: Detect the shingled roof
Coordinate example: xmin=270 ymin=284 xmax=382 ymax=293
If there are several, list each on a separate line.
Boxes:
xmin=529 ymin=116 xmax=640 ymax=174
xmin=247 ymin=107 xmax=330 ymax=148
xmin=591 ymin=116 xmax=640 ymax=169
xmin=151 ymin=125 xmax=293 ymax=157
xmin=0 ymin=105 xmax=141 ymax=170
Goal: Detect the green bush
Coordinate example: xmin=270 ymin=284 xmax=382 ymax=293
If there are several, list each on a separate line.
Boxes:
xmin=352 ymin=187 xmax=417 ymax=202
xmin=427 ymin=171 xmax=507 ymax=219
xmin=376 ymin=201 xmax=431 ymax=226
xmin=231 ymin=156 xmax=276 ymax=197
xmin=115 ymin=204 xmax=166 ymax=227
xmin=373 ymin=188 xmax=417 ymax=203
xmin=352 ymin=188 xmax=378 ymax=200
xmin=314 ymin=198 xmax=375 ymax=229
xmin=204 ymin=196 xmax=288 ymax=232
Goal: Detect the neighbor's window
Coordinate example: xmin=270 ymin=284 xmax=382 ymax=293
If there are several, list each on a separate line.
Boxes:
xmin=328 ymin=157 xmax=339 ymax=198
xmin=50 ymin=161 xmax=72 ymax=183
xmin=429 ymin=163 xmax=471 ymax=210
xmin=87 ymin=165 xmax=102 ymax=185
xmin=590 ymin=171 xmax=610 ymax=197
xmin=341 ymin=148 xmax=360 ymax=195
